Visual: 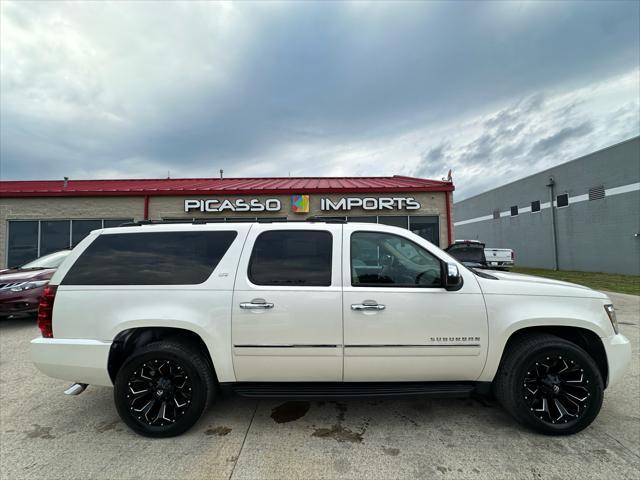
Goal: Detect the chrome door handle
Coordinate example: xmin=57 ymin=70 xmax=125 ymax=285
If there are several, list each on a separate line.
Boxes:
xmin=351 ymin=303 xmax=386 ymax=311
xmin=240 ymin=299 xmax=274 ymax=310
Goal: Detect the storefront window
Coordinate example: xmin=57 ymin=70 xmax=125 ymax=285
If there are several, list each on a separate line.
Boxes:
xmin=346 ymin=216 xmax=377 ymax=223
xmin=103 ymin=219 xmax=133 ymax=228
xmin=7 ymin=221 xmax=39 ymax=267
xmin=6 ymin=218 xmax=133 ymax=266
xmin=72 ymin=220 xmax=103 ymax=246
xmin=409 ymin=216 xmax=440 ymax=246
xmin=40 ymin=221 xmax=71 ymax=256
xmin=378 ymin=216 xmax=408 ymax=229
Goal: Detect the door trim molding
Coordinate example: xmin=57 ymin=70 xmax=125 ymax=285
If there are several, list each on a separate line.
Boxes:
xmin=345 ymin=344 xmax=480 ymax=348
xmin=234 ymin=344 xmax=340 ymax=348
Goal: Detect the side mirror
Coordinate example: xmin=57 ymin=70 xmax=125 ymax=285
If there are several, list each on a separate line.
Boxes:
xmin=444 ymin=262 xmax=463 ymax=291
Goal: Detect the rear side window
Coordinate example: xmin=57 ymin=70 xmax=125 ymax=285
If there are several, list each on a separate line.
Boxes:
xmin=248 ymin=230 xmax=332 ymax=286
xmin=62 ymin=231 xmax=237 ymax=285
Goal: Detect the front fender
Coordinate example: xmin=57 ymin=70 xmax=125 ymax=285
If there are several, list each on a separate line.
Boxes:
xmin=477 ymin=294 xmax=613 ymax=382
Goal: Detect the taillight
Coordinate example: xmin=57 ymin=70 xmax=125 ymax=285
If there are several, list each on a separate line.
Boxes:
xmin=38 ymin=285 xmax=57 ymax=338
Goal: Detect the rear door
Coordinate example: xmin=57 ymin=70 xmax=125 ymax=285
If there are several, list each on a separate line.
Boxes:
xmin=231 ymin=223 xmax=343 ymax=381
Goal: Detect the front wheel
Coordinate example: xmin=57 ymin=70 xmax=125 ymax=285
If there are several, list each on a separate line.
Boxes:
xmin=114 ymin=340 xmax=215 ymax=437
xmin=494 ymin=333 xmax=604 ymax=435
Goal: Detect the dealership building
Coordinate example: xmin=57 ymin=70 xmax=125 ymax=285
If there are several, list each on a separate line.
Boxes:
xmin=0 ymin=175 xmax=454 ymax=268
xmin=454 ymin=136 xmax=640 ymax=275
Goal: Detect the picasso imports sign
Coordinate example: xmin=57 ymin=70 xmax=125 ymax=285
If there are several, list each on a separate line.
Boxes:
xmin=184 ymin=196 xmax=421 ymax=213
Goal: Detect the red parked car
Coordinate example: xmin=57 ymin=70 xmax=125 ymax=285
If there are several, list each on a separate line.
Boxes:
xmin=0 ymin=250 xmax=71 ymax=320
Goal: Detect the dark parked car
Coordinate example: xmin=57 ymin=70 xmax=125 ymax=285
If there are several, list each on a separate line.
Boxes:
xmin=0 ymin=250 xmax=71 ymax=319
xmin=445 ymin=240 xmax=487 ymax=268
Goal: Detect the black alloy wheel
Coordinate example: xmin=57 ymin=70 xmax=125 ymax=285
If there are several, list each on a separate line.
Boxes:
xmin=522 ymin=354 xmax=591 ymax=426
xmin=114 ymin=340 xmax=215 ymax=437
xmin=126 ymin=359 xmax=193 ymax=427
xmin=494 ymin=333 xmax=604 ymax=435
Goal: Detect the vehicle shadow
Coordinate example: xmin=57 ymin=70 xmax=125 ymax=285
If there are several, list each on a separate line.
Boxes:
xmin=0 ymin=316 xmax=38 ymax=332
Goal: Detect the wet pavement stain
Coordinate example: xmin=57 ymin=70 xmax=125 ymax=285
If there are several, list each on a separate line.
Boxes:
xmin=25 ymin=424 xmax=55 ymax=439
xmin=271 ymin=401 xmax=310 ymax=423
xmin=312 ymin=425 xmax=363 ymax=443
xmin=334 ymin=402 xmax=347 ymax=422
xmin=205 ymin=426 xmax=232 ymax=436
xmin=382 ymin=446 xmax=400 ymax=456
xmin=95 ymin=420 xmax=120 ymax=433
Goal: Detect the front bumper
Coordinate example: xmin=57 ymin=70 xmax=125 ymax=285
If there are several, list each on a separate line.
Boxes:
xmin=31 ymin=337 xmax=113 ymax=386
xmin=0 ymin=288 xmax=43 ymax=318
xmin=602 ymin=333 xmax=632 ymax=388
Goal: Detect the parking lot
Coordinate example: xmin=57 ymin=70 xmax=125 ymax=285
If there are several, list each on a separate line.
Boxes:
xmin=0 ymin=292 xmax=638 ymax=480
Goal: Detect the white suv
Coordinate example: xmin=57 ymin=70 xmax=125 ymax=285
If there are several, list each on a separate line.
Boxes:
xmin=31 ymin=220 xmax=631 ymax=437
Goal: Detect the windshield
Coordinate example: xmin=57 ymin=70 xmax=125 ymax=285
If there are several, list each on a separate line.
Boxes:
xmin=21 ymin=250 xmax=70 ymax=269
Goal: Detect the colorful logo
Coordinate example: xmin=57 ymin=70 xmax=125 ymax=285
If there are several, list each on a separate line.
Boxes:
xmin=291 ymin=194 xmax=310 ymax=213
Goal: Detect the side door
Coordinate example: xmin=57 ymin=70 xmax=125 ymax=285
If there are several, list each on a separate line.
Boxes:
xmin=342 ymin=224 xmax=488 ymax=382
xmin=231 ymin=223 xmax=343 ymax=381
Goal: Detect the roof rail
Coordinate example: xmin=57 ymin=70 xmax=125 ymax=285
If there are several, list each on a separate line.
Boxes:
xmin=118 ymin=217 xmax=349 ymax=227
xmin=304 ymin=216 xmax=347 ymax=224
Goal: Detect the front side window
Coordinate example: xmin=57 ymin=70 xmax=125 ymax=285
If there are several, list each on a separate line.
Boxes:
xmin=351 ymin=232 xmax=442 ymax=288
xmin=62 ymin=231 xmax=237 ymax=285
xmin=249 ymin=230 xmax=332 ymax=286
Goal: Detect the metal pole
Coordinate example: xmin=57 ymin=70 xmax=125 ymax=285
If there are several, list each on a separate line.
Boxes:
xmin=546 ymin=177 xmax=559 ymax=271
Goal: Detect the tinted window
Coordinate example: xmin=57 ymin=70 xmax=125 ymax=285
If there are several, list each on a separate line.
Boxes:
xmin=531 ymin=200 xmax=541 ymax=213
xmin=557 ymin=194 xmax=569 ymax=207
xmin=40 ymin=221 xmax=71 ymax=255
xmin=7 ymin=221 xmax=39 ymax=267
xmin=510 ymin=206 xmax=518 ymax=216
xmin=72 ymin=220 xmax=102 ymax=246
xmin=63 ymin=231 xmax=237 ymax=285
xmin=445 ymin=244 xmax=486 ymax=265
xmin=351 ymin=232 xmax=442 ymax=288
xmin=249 ymin=231 xmax=332 ymax=286
xmin=347 ymin=216 xmax=377 ymax=223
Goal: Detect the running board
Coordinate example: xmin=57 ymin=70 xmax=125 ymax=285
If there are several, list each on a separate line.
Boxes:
xmin=227 ymin=382 xmax=476 ymax=399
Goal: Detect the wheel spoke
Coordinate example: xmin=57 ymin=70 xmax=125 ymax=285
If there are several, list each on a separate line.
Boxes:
xmin=522 ymin=352 xmax=591 ymax=426
xmin=126 ymin=357 xmax=193 ymax=427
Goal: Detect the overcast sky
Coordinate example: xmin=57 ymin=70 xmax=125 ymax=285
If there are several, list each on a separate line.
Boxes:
xmin=1 ymin=1 xmax=638 ymax=199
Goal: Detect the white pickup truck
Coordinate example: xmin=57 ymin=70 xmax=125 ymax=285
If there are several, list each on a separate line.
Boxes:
xmin=446 ymin=240 xmax=514 ymax=269
xmin=485 ymin=247 xmax=515 ymax=269
xmin=31 ymin=220 xmax=630 ymax=437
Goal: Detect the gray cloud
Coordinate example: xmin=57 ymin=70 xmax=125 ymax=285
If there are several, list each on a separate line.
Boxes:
xmin=0 ymin=1 xmax=639 ymax=193
xmin=529 ymin=122 xmax=594 ymax=156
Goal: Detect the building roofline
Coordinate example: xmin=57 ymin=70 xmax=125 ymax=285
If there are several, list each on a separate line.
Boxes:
xmin=0 ymin=174 xmax=454 ymax=197
xmin=455 ymin=135 xmax=639 ymax=204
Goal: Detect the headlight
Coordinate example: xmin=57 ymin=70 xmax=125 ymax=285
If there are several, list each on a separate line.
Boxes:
xmin=9 ymin=280 xmax=49 ymax=292
xmin=604 ymin=304 xmax=618 ymax=334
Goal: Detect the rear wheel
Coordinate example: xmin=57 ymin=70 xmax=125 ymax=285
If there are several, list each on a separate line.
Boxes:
xmin=494 ymin=333 xmax=604 ymax=435
xmin=114 ymin=340 xmax=215 ymax=437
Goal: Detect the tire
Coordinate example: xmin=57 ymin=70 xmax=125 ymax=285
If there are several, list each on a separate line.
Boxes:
xmin=114 ymin=340 xmax=215 ymax=437
xmin=494 ymin=333 xmax=604 ymax=435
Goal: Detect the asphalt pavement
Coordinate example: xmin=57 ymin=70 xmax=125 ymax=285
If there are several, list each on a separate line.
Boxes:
xmin=1 ymin=292 xmax=638 ymax=480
